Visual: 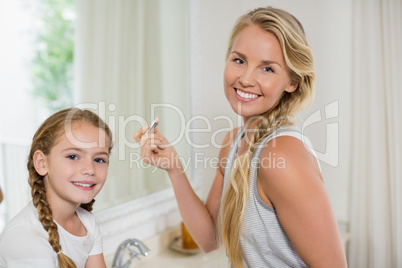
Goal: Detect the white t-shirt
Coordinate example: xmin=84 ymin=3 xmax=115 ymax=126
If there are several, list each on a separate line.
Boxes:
xmin=0 ymin=201 xmax=103 ymax=268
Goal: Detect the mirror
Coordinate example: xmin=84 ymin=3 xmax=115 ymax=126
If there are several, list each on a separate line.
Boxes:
xmin=0 ymin=0 xmax=190 ymax=229
xmin=74 ymin=0 xmax=191 ymax=211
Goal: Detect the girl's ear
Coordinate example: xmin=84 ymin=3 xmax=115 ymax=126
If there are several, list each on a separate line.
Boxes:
xmin=33 ymin=150 xmax=48 ymax=176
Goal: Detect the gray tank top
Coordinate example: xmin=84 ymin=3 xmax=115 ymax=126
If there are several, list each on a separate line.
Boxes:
xmin=223 ymin=127 xmax=319 ymax=267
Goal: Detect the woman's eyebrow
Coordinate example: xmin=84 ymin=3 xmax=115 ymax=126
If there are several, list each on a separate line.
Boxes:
xmin=231 ymin=50 xmax=247 ymax=59
xmin=231 ymin=50 xmax=282 ymax=67
xmin=261 ymin=60 xmax=281 ymax=67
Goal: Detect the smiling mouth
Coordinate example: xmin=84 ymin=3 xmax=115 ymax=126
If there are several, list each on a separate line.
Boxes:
xmin=72 ymin=182 xmax=96 ymax=188
xmin=235 ymin=89 xmax=260 ymax=100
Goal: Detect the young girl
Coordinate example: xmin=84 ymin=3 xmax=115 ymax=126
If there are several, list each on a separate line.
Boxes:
xmin=0 ymin=108 xmax=113 ymax=268
xmin=134 ymin=6 xmax=347 ymax=268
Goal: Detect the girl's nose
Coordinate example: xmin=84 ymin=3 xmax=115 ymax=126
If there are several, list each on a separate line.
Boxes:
xmin=81 ymin=159 xmax=95 ymax=176
xmin=239 ymin=69 xmax=256 ymax=87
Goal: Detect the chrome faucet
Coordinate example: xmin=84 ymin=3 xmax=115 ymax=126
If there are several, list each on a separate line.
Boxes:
xmin=112 ymin=238 xmax=150 ymax=268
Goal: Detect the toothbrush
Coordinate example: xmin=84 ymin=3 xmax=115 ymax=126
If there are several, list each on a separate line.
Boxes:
xmin=144 ymin=117 xmax=159 ymax=135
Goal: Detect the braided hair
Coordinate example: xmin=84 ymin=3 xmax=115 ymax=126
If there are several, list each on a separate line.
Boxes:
xmin=27 ymin=108 xmax=113 ymax=268
xmin=221 ymin=7 xmax=315 ymax=267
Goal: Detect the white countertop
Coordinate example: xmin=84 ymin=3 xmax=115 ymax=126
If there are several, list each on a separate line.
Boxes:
xmin=106 ymin=226 xmax=349 ymax=268
xmin=105 ymin=226 xmax=228 ymax=268
xmin=130 ymin=246 xmax=228 ymax=268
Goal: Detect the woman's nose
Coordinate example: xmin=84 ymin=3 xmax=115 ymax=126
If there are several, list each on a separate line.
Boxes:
xmin=239 ymin=69 xmax=256 ymax=87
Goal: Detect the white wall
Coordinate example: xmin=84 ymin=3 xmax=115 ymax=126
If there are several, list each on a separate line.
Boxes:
xmin=189 ymin=0 xmax=352 ymax=227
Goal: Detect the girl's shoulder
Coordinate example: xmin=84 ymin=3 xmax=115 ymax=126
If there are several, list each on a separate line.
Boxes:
xmin=76 ymin=205 xmax=93 ymax=216
xmin=0 ymin=202 xmax=54 ymax=259
xmin=0 ymin=201 xmax=44 ymax=235
xmin=76 ymin=206 xmax=96 ymax=228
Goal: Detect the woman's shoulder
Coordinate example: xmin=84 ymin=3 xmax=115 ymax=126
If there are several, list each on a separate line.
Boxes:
xmin=259 ymin=131 xmax=319 ymax=172
xmin=216 ymin=126 xmax=243 ymax=174
xmin=217 ymin=126 xmax=242 ymax=153
xmin=255 ymin=132 xmax=322 ymax=209
xmin=222 ymin=126 xmax=243 ymax=143
xmin=257 ymin=127 xmax=318 ymax=166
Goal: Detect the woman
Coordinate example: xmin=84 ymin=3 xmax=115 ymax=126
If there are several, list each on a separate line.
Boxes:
xmin=134 ymin=6 xmax=347 ymax=267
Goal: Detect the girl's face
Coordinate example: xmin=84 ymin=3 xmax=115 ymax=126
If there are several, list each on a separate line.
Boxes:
xmin=224 ymin=25 xmax=297 ymax=124
xmin=41 ymin=121 xmax=110 ymax=208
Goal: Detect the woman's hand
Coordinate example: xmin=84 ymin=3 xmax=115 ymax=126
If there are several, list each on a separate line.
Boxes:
xmin=133 ymin=126 xmax=182 ymax=172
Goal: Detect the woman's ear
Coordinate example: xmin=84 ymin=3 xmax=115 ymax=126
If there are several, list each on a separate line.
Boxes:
xmin=33 ymin=150 xmax=48 ymax=176
xmin=285 ymin=82 xmax=298 ymax=93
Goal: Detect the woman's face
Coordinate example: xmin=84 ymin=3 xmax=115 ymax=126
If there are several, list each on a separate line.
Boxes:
xmin=224 ymin=25 xmax=297 ymax=124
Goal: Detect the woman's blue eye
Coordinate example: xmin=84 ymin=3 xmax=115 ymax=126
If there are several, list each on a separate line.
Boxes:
xmin=234 ymin=58 xmax=245 ymax=65
xmin=67 ymin=155 xmax=78 ymax=160
xmin=264 ymin=66 xmax=274 ymax=72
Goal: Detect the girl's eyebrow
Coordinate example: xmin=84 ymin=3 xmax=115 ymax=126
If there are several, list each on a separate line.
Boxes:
xmin=62 ymin=147 xmax=83 ymax=153
xmin=62 ymin=147 xmax=110 ymax=156
xmin=96 ymin=152 xmax=110 ymax=157
xmin=231 ymin=50 xmax=282 ymax=68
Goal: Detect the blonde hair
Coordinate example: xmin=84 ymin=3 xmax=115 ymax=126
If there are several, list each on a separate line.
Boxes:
xmin=27 ymin=108 xmax=113 ymax=268
xmin=221 ymin=7 xmax=315 ymax=267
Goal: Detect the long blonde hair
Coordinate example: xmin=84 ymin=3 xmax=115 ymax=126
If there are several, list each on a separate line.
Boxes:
xmin=221 ymin=7 xmax=315 ymax=267
xmin=27 ymin=108 xmax=113 ymax=268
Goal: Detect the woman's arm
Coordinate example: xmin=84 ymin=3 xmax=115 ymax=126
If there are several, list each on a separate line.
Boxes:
xmin=258 ymin=136 xmax=347 ymax=268
xmin=133 ymin=126 xmax=235 ymax=252
xmin=85 ymin=253 xmax=106 ymax=268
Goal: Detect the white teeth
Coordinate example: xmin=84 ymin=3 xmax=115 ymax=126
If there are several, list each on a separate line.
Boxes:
xmin=73 ymin=182 xmax=94 ymax=187
xmin=236 ymin=89 xmax=258 ymax=99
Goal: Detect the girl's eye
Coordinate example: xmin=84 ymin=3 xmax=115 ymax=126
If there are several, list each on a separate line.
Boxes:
xmin=94 ymin=158 xmax=107 ymax=164
xmin=67 ymin=155 xmax=78 ymax=160
xmin=263 ymin=66 xmax=274 ymax=73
